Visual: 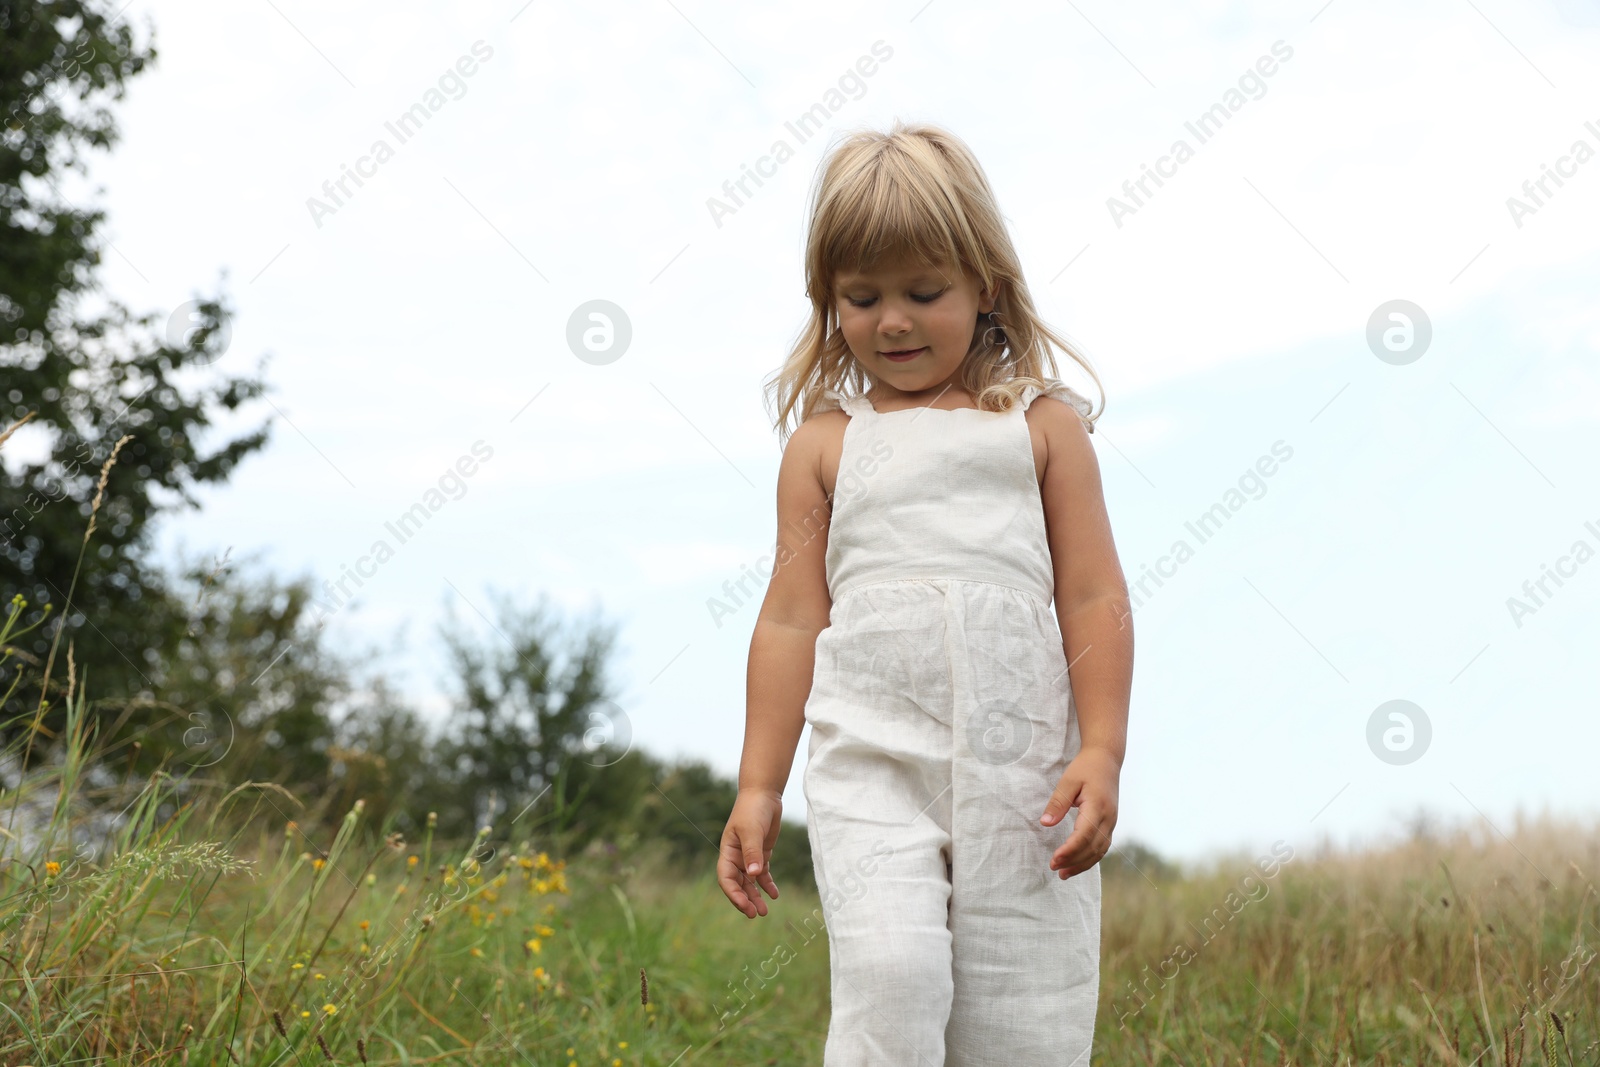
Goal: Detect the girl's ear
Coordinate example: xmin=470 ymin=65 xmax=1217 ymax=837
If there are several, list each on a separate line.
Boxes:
xmin=978 ymin=280 xmax=1000 ymax=315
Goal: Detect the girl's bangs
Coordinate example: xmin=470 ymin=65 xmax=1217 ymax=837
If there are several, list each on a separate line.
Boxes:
xmin=822 ymin=170 xmax=970 ymax=281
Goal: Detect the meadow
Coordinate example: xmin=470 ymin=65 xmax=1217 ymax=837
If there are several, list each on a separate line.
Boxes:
xmin=0 ymin=435 xmax=1594 ymax=1067
xmin=2 ymin=597 xmax=1595 ymax=1067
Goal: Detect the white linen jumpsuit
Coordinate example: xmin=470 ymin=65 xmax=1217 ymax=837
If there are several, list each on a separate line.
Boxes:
xmin=802 ymin=382 xmax=1103 ymax=1066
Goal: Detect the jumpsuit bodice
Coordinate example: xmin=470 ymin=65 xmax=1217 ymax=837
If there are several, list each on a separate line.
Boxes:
xmin=817 ymin=381 xmax=1093 ymax=609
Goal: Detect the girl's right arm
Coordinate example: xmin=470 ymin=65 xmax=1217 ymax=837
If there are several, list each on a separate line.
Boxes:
xmin=717 ymin=415 xmax=838 ymax=918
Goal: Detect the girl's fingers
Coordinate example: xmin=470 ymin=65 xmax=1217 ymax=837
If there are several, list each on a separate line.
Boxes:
xmin=744 ymin=873 xmax=769 ymax=915
xmin=1051 ymin=812 xmax=1109 ymax=870
xmin=728 ymin=875 xmax=755 ymax=915
xmin=720 ymin=839 xmax=765 ymax=915
xmin=719 ymin=869 xmax=752 ymax=913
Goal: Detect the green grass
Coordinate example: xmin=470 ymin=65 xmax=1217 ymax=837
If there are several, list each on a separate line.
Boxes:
xmin=1 ymin=446 xmax=1595 ymax=1064
xmin=3 ymin=657 xmax=1594 ymax=1066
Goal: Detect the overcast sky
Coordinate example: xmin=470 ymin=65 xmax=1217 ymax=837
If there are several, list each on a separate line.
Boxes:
xmin=16 ymin=0 xmax=1598 ymax=867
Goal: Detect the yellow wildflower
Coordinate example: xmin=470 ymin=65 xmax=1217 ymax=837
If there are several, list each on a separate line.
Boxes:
xmin=322 ymin=1003 xmax=337 ymax=1015
xmin=44 ymin=861 xmax=61 ymax=876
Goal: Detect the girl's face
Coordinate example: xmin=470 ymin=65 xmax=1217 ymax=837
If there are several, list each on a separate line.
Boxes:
xmin=832 ymin=257 xmax=996 ymax=398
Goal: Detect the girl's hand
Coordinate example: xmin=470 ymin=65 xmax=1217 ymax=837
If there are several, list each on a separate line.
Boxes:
xmin=718 ymin=788 xmax=783 ymax=918
xmin=1039 ymin=746 xmax=1121 ymax=880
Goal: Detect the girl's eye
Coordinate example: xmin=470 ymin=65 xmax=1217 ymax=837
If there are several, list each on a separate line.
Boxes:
xmin=845 ymin=290 xmax=944 ymax=308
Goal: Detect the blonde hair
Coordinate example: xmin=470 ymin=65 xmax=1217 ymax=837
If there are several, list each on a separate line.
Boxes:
xmin=765 ymin=119 xmax=1105 ymax=447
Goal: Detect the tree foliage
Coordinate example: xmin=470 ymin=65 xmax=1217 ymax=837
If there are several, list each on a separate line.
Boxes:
xmin=1 ymin=1 xmax=272 ymax=731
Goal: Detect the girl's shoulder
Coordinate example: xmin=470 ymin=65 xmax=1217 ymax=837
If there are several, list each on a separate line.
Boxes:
xmin=785 ymin=389 xmax=851 ymax=457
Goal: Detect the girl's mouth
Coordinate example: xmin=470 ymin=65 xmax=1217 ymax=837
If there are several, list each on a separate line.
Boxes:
xmin=882 ymin=347 xmax=925 ymax=362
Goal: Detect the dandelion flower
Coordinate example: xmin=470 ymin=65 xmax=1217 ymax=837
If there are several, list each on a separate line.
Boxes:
xmin=312 ymin=858 xmax=326 ymax=870
xmin=323 ymin=1003 xmax=337 ymax=1015
xmin=359 ymin=920 xmax=370 ymax=930
xmin=291 ymin=963 xmax=305 ymax=971
xmin=44 ymin=861 xmax=61 ymax=877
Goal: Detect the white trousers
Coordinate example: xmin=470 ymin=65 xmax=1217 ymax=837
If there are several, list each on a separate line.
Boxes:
xmin=803 ymin=581 xmax=1102 ymax=1066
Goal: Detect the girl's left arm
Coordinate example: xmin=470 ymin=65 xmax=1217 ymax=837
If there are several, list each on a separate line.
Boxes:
xmin=1031 ymin=397 xmax=1133 ymax=878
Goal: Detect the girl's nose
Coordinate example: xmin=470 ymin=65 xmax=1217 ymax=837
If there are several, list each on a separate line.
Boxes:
xmin=878 ymin=305 xmax=914 ymax=332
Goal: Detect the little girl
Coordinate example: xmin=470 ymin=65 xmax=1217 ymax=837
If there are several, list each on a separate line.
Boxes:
xmin=719 ymin=120 xmax=1133 ymax=1065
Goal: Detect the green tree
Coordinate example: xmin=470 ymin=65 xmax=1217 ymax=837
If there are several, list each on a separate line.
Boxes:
xmin=0 ymin=1 xmax=271 ymax=742
xmin=431 ymin=589 xmax=624 ymax=841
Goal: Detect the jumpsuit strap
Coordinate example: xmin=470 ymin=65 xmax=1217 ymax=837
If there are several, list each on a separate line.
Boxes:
xmin=1019 ymin=380 xmax=1095 ymax=434
xmin=819 ymin=387 xmax=875 ymax=419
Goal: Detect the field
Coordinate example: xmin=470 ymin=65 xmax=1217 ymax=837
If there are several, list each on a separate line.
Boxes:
xmin=2 ymin=656 xmax=1595 ymax=1067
